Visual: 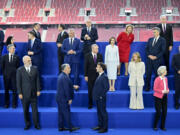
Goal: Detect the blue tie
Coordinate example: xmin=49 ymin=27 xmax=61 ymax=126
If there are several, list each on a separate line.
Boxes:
xmin=31 ymin=40 xmax=33 ymax=48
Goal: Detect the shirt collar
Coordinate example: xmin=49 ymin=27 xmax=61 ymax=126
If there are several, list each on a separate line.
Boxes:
xmin=99 ymin=72 xmax=104 ymax=76
xmin=154 ymin=36 xmax=160 ymax=40
xmin=159 ymin=76 xmax=165 ymax=80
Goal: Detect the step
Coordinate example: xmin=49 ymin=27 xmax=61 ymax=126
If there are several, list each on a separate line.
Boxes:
xmin=0 ymin=107 xmax=180 ymax=128
xmin=0 ymin=90 xmax=176 ymax=108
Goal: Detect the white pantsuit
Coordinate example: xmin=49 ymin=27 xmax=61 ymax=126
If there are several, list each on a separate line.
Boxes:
xmin=128 ymin=61 xmax=145 ymax=109
xmin=105 ymin=45 xmax=119 ymax=80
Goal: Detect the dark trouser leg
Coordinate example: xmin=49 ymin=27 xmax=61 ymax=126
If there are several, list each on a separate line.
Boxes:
xmin=57 ymin=47 xmax=64 ymax=73
xmin=30 ymin=98 xmax=39 ymax=127
xmin=175 ymin=76 xmax=180 ymax=106
xmin=88 ymin=79 xmax=96 ymax=106
xmin=96 ymin=100 xmax=103 ymax=128
xmin=161 ymin=95 xmax=167 ymax=128
xmin=57 ymin=102 xmax=64 ymax=128
xmin=11 ymin=76 xmax=17 ymax=106
xmin=72 ymin=63 xmax=80 ymax=85
xmin=145 ymin=59 xmax=153 ymax=90
xmin=154 ymin=97 xmax=162 ymax=128
xmin=22 ymin=99 xmax=31 ymax=126
xmin=3 ymin=77 xmax=10 ymax=106
xmin=62 ymin=103 xmax=72 ymax=129
xmin=164 ymin=50 xmax=169 ymax=73
xmin=83 ymin=44 xmax=92 ymax=57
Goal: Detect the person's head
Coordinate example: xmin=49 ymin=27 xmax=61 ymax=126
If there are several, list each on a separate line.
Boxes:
xmin=58 ymin=24 xmax=65 ymax=32
xmin=23 ymin=55 xmax=32 ymax=67
xmin=91 ymin=44 xmax=99 ymax=54
xmin=28 ymin=31 xmax=36 ymax=40
xmin=152 ymin=27 xmax=160 ymax=38
xmin=131 ymin=52 xmax=142 ymax=62
xmin=86 ymin=20 xmax=92 ymax=28
xmin=68 ymin=29 xmax=75 ymax=38
xmin=61 ymin=64 xmax=71 ymax=74
xmin=96 ymin=62 xmax=106 ymax=73
xmin=7 ymin=44 xmax=15 ymax=54
xmin=33 ymin=23 xmax=40 ymax=31
xmin=157 ymin=66 xmax=167 ymax=76
xmin=160 ymin=15 xmax=167 ymax=24
xmin=109 ymin=37 xmax=116 ymax=45
xmin=126 ymin=24 xmax=134 ymax=34
xmin=6 ymin=36 xmax=14 ymax=45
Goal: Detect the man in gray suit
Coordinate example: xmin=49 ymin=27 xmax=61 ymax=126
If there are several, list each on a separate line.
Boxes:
xmin=16 ymin=55 xmax=41 ymax=130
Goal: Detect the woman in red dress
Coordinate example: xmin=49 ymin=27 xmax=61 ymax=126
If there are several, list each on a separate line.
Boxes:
xmin=117 ymin=24 xmax=134 ymax=76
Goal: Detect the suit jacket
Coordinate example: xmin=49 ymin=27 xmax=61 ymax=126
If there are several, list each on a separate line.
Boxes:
xmin=128 ymin=61 xmax=145 ymax=86
xmin=157 ymin=24 xmax=173 ymax=48
xmin=61 ymin=38 xmax=82 ymax=63
xmin=0 ymin=30 xmax=4 ymax=47
xmin=146 ymin=37 xmax=166 ymax=61
xmin=84 ymin=52 xmax=103 ymax=79
xmin=153 ymin=76 xmax=169 ymax=99
xmin=93 ymin=73 xmax=109 ymax=101
xmin=81 ymin=27 xmax=98 ymax=45
xmin=172 ymin=53 xmax=180 ymax=76
xmin=1 ymin=54 xmax=20 ymax=78
xmin=56 ymin=31 xmax=69 ymax=44
xmin=16 ymin=66 xmax=41 ymax=99
xmin=32 ymin=29 xmax=41 ymax=41
xmin=27 ymin=38 xmax=42 ymax=65
xmin=56 ymin=72 xmax=74 ymax=103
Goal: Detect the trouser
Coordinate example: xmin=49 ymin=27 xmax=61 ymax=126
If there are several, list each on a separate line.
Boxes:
xmin=88 ymin=77 xmax=96 ymax=106
xmin=96 ymin=97 xmax=108 ymax=130
xmin=3 ymin=75 xmax=17 ymax=106
xmin=57 ymin=47 xmax=64 ymax=73
xmin=57 ymin=101 xmax=72 ymax=129
xmin=69 ymin=63 xmax=80 ymax=85
xmin=163 ymin=49 xmax=169 ymax=73
xmin=22 ymin=97 xmax=39 ymax=127
xmin=154 ymin=95 xmax=167 ymax=128
xmin=174 ymin=75 xmax=180 ymax=106
xmin=129 ymin=86 xmax=144 ymax=109
xmin=83 ymin=43 xmax=92 ymax=56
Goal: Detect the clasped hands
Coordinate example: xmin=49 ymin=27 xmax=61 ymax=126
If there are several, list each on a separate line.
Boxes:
xmin=68 ymin=50 xmax=76 ymax=55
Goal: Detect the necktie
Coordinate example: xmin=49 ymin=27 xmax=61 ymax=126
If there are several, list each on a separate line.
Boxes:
xmin=163 ymin=24 xmax=166 ymax=33
xmin=31 ymin=40 xmax=33 ymax=48
xmin=152 ymin=38 xmax=157 ymax=46
xmin=71 ymin=38 xmax=73 ymax=46
xmin=94 ymin=54 xmax=97 ymax=63
xmin=11 ymin=55 xmax=13 ymax=62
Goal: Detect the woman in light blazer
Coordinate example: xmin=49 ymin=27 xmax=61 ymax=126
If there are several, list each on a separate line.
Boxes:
xmin=153 ymin=66 xmax=169 ymax=131
xmin=105 ymin=37 xmax=119 ymax=91
xmin=128 ymin=52 xmax=145 ymax=109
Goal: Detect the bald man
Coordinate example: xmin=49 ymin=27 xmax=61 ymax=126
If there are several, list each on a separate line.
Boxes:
xmin=16 ymin=55 xmax=41 ymax=130
xmin=81 ymin=20 xmax=98 ymax=55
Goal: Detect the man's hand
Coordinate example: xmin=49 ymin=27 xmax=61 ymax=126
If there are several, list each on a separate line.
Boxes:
xmin=178 ymin=70 xmax=180 ymax=74
xmin=87 ymin=36 xmax=91 ymax=40
xmin=28 ymin=51 xmax=34 ymax=55
xmin=169 ymin=46 xmax=172 ymax=51
xmin=73 ymin=85 xmax=79 ymax=90
xmin=68 ymin=50 xmax=74 ymax=54
xmin=57 ymin=43 xmax=62 ymax=47
xmin=19 ymin=94 xmax=23 ymax=99
xmin=37 ymin=91 xmax=41 ymax=96
xmin=68 ymin=100 xmax=72 ymax=105
xmin=148 ymin=55 xmax=157 ymax=60
xmin=85 ymin=76 xmax=88 ymax=82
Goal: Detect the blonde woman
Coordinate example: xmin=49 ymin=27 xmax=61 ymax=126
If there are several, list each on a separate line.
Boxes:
xmin=105 ymin=37 xmax=119 ymax=91
xmin=128 ymin=52 xmax=145 ymax=109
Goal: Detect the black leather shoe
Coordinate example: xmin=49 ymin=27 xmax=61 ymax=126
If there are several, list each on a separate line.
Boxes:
xmin=58 ymin=127 xmax=69 ymax=131
xmin=92 ymin=126 xmax=101 ymax=130
xmin=24 ymin=125 xmax=30 ymax=130
xmin=145 ymin=88 xmax=150 ymax=91
xmin=12 ymin=105 xmax=17 ymax=108
xmin=98 ymin=129 xmax=108 ymax=133
xmin=161 ymin=128 xmax=167 ymax=131
xmin=153 ymin=127 xmax=158 ymax=131
xmin=69 ymin=127 xmax=80 ymax=132
xmin=88 ymin=105 xmax=93 ymax=109
xmin=4 ymin=105 xmax=9 ymax=108
xmin=175 ymin=105 xmax=179 ymax=110
xmin=35 ymin=125 xmax=41 ymax=130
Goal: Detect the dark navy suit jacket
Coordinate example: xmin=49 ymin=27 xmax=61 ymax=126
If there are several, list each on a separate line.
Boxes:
xmin=27 ymin=38 xmax=42 ymax=67
xmin=146 ymin=36 xmax=166 ymax=61
xmin=62 ymin=38 xmax=82 ymax=63
xmin=56 ymin=72 xmax=74 ymax=103
xmin=93 ymin=73 xmax=109 ymax=101
xmin=81 ymin=27 xmax=98 ymax=45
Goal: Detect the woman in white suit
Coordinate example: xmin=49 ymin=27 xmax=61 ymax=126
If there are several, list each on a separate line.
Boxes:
xmin=128 ymin=52 xmax=145 ymax=109
xmin=105 ymin=37 xmax=120 ymax=91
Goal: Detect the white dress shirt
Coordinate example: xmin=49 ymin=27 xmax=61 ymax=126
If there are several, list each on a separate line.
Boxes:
xmin=160 ymin=76 xmax=167 ymax=91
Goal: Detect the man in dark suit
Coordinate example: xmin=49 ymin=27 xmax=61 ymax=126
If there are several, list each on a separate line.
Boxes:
xmin=81 ymin=20 xmax=98 ymax=55
xmin=56 ymin=24 xmax=69 ymax=73
xmin=16 ymin=55 xmax=41 ymax=130
xmin=1 ymin=44 xmax=20 ymax=108
xmin=0 ymin=29 xmax=4 ymax=56
xmin=62 ymin=29 xmax=82 ymax=88
xmin=172 ymin=46 xmax=180 ymax=109
xmin=84 ymin=44 xmax=103 ymax=109
xmin=92 ymin=62 xmax=109 ymax=133
xmin=157 ymin=15 xmax=173 ymax=73
xmin=56 ymin=64 xmax=80 ymax=132
xmin=27 ymin=31 xmax=42 ymax=74
xmin=32 ymin=23 xmax=41 ymax=41
xmin=145 ymin=27 xmax=166 ymax=91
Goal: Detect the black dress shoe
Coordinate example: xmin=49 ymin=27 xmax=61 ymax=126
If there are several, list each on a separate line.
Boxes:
xmin=92 ymin=126 xmax=101 ymax=130
xmin=98 ymin=129 xmax=108 ymax=133
xmin=4 ymin=105 xmax=9 ymax=108
xmin=12 ymin=105 xmax=17 ymax=108
xmin=160 ymin=128 xmax=166 ymax=131
xmin=24 ymin=125 xmax=30 ymax=130
xmin=58 ymin=127 xmax=69 ymax=131
xmin=145 ymin=88 xmax=150 ymax=91
xmin=153 ymin=127 xmax=158 ymax=131
xmin=175 ymin=105 xmax=179 ymax=110
xmin=35 ymin=125 xmax=41 ymax=130
xmin=88 ymin=105 xmax=93 ymax=109
xmin=69 ymin=127 xmax=80 ymax=132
